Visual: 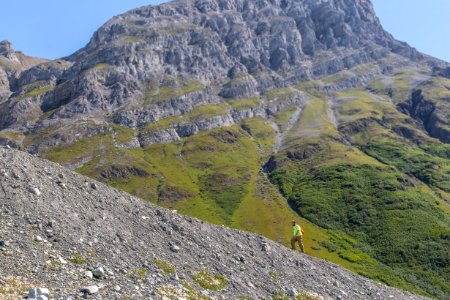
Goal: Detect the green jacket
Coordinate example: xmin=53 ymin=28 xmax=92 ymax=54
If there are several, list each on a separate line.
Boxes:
xmin=292 ymin=224 xmax=302 ymax=237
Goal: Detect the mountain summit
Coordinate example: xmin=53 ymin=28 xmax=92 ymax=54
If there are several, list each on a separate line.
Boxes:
xmin=0 ymin=0 xmax=449 ymax=298
xmin=0 ymin=0 xmax=438 ymax=134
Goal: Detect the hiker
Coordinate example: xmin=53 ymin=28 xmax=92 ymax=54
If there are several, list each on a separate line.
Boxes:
xmin=291 ymin=220 xmax=304 ymax=253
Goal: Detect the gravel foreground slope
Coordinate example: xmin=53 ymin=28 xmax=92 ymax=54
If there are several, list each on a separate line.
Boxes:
xmin=0 ymin=147 xmax=424 ymax=300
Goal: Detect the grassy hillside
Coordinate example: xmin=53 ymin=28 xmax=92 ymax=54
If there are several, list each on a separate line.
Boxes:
xmin=266 ymin=74 xmax=450 ymax=298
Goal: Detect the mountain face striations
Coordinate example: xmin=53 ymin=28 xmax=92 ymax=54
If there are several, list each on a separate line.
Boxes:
xmin=0 ymin=0 xmax=449 ymax=298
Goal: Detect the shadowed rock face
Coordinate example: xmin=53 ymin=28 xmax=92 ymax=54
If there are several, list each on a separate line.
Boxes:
xmin=398 ymin=89 xmax=450 ymax=143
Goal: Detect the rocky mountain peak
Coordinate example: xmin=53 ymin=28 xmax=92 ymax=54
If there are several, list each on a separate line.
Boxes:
xmin=0 ymin=0 xmax=444 ymax=145
xmin=76 ymin=0 xmax=420 ymax=82
xmin=0 ymin=40 xmax=19 ymax=62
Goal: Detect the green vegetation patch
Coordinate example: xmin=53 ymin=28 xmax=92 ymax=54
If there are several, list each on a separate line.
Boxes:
xmin=0 ymin=277 xmax=33 ymax=297
xmin=0 ymin=131 xmax=22 ymax=143
xmin=192 ymin=269 xmax=227 ymax=290
xmin=142 ymin=104 xmax=228 ymax=132
xmin=16 ymin=81 xmax=53 ymax=101
xmin=352 ymin=63 xmax=376 ymax=75
xmin=157 ymin=23 xmax=197 ymax=36
xmin=367 ymin=68 xmax=426 ymax=103
xmin=110 ymin=124 xmax=136 ymax=144
xmin=90 ymin=63 xmax=110 ymax=71
xmin=154 ymin=259 xmax=176 ymax=274
xmin=364 ymin=139 xmax=450 ymax=192
xmin=295 ymin=80 xmax=324 ymax=98
xmin=225 ymin=97 xmax=260 ymax=109
xmin=240 ymin=117 xmax=276 ymax=156
xmin=47 ymin=132 xmax=113 ymax=166
xmin=296 ymin=292 xmax=323 ymax=300
xmin=268 ymin=271 xmax=279 ymax=281
xmin=156 ymin=283 xmax=211 ymax=300
xmin=144 ymin=77 xmax=204 ymax=104
xmin=321 ymin=70 xmax=353 ymax=84
xmin=285 ymin=97 xmax=337 ymax=145
xmin=201 ymin=166 xmax=251 ymax=217
xmin=269 ymin=291 xmax=322 ymax=300
xmin=129 ymin=268 xmax=147 ymax=280
xmin=119 ymin=36 xmax=145 ymax=44
xmin=23 ymin=86 xmax=53 ymax=98
xmin=420 ymin=76 xmax=450 ymax=100
xmin=269 ymin=160 xmax=450 ymax=298
xmin=273 ymin=106 xmax=297 ymax=131
xmin=70 ymin=252 xmax=87 ymax=265
xmin=336 ymin=89 xmax=400 ymax=122
xmin=264 ymin=87 xmax=297 ymax=101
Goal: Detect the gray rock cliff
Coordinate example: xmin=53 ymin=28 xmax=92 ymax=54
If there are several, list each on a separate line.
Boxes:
xmin=0 ymin=0 xmax=441 ymax=148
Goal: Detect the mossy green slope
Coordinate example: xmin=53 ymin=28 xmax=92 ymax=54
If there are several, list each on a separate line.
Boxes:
xmin=267 ymin=75 xmax=450 ymax=298
xmin=43 ymin=119 xmax=398 ymax=276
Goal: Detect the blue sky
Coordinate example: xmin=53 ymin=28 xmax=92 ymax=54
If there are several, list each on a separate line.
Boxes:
xmin=0 ymin=0 xmax=449 ymax=62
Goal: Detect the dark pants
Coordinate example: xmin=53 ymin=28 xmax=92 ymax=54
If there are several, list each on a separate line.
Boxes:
xmin=291 ymin=235 xmax=304 ymax=253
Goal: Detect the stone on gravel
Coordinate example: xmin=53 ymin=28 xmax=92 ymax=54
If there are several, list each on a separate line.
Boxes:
xmin=29 ymin=187 xmax=41 ymax=196
xmin=27 ymin=287 xmax=49 ymax=300
xmin=80 ymin=285 xmax=99 ymax=295
xmin=85 ymin=271 xmax=93 ymax=279
xmin=93 ymin=266 xmax=105 ymax=278
xmin=286 ymin=287 xmax=298 ymax=297
xmin=170 ymin=245 xmax=180 ymax=253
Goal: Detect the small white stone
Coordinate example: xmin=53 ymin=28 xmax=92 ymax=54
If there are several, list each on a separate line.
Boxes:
xmin=85 ymin=271 xmax=93 ymax=279
xmin=93 ymin=266 xmax=105 ymax=278
xmin=58 ymin=256 xmax=67 ymax=264
xmin=35 ymin=236 xmax=43 ymax=242
xmin=114 ymin=285 xmax=121 ymax=292
xmin=170 ymin=245 xmax=180 ymax=252
xmin=81 ymin=285 xmax=99 ymax=294
xmin=29 ymin=187 xmax=41 ymax=196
